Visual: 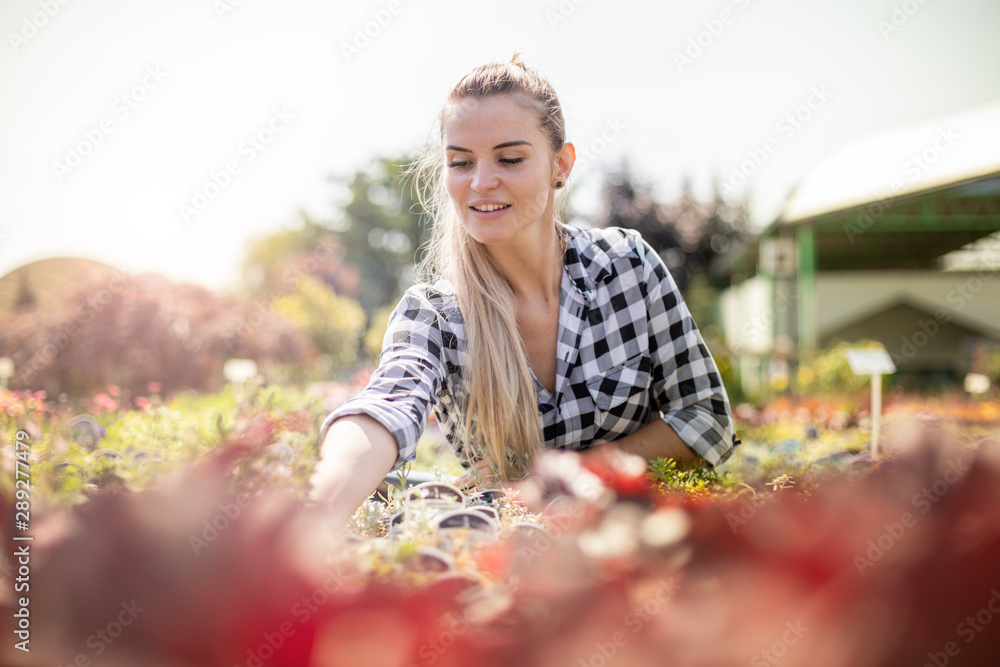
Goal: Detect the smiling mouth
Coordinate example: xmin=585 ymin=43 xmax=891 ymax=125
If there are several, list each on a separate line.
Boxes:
xmin=471 ymin=204 xmax=510 ymax=212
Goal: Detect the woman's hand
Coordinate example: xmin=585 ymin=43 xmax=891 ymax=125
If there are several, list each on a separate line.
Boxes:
xmin=457 ymin=458 xmax=498 ymax=490
xmin=605 ymin=419 xmax=699 ymax=466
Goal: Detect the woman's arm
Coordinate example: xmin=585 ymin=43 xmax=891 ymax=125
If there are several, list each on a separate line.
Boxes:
xmin=634 ymin=231 xmax=737 ymax=467
xmin=308 ymin=287 xmax=452 ymax=525
xmin=602 ymin=419 xmax=699 ymax=465
xmin=309 ymin=414 xmax=399 ymax=529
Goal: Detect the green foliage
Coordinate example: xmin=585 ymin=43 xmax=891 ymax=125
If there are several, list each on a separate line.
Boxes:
xmin=240 ymin=212 xmax=361 ymax=302
xmin=713 ymin=350 xmax=748 ymax=406
xmin=1 ymin=383 xmax=330 ymax=508
xmin=0 ymin=273 xmax=316 ymax=397
xmin=722 ymin=418 xmax=871 ymax=492
xmin=596 ymin=171 xmax=749 ymax=297
xmin=411 ymin=431 xmax=464 ymax=478
xmin=681 ymin=274 xmax=722 ymax=332
xmin=648 ymin=457 xmax=730 ymax=497
xmin=334 ymin=156 xmax=429 ymax=313
xmin=237 ymin=155 xmax=431 ymax=371
xmin=362 ymin=304 xmax=395 ymax=362
xmin=795 ymin=340 xmax=886 ymax=396
xmin=24 ymin=403 xmax=219 ymax=507
xmin=275 ymin=276 xmax=366 ymax=373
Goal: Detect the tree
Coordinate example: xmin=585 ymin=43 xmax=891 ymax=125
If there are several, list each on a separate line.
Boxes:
xmin=0 ymin=273 xmax=317 ymax=397
xmin=596 ymin=168 xmax=749 ymax=295
xmin=362 ymin=304 xmax=395 ymax=362
xmin=240 ymin=211 xmax=360 ymax=302
xmin=274 ymin=276 xmax=367 ymax=371
xmin=593 ymin=168 xmax=750 ymax=332
xmin=332 ymin=156 xmax=430 ymax=314
xmin=238 ymin=154 xmax=429 ymax=371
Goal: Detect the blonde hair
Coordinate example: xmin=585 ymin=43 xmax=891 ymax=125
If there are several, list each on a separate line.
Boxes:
xmin=409 ymin=54 xmax=568 ymax=481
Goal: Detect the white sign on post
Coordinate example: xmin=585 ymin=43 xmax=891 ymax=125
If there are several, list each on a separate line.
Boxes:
xmin=224 ymin=358 xmax=258 ymax=403
xmin=964 ymin=373 xmax=991 ymax=395
xmin=846 ymin=347 xmax=896 ymax=459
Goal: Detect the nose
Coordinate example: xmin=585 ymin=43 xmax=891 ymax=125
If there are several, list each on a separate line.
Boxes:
xmin=471 ymin=163 xmax=498 ymax=192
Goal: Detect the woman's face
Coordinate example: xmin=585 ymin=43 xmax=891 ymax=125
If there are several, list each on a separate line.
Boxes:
xmin=442 ymin=94 xmax=572 ymax=248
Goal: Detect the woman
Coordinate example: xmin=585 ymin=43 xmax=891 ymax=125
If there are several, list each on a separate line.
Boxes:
xmin=310 ymin=55 xmax=737 ymax=525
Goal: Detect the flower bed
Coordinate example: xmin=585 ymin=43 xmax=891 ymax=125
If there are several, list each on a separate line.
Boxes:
xmin=1 ymin=388 xmax=999 ymax=666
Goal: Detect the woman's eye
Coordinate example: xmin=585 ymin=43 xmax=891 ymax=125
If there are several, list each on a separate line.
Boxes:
xmin=447 ymin=157 xmax=523 ymax=168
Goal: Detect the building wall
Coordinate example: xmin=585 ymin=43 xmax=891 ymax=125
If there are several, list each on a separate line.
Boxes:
xmin=720 ymin=275 xmax=774 ymax=355
xmin=722 ymin=269 xmax=1000 ymax=392
xmin=821 ymin=302 xmax=987 ymax=376
xmin=814 ymin=271 xmax=1000 ymax=341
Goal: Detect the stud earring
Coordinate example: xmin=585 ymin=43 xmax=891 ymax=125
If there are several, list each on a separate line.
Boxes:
xmin=555 ymin=180 xmax=564 ymax=189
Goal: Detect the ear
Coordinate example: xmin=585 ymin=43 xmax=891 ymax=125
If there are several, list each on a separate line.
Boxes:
xmin=554 ymin=142 xmax=576 ymax=184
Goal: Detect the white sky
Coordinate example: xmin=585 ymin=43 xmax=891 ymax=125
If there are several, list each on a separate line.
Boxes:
xmin=1 ymin=0 xmax=998 ymax=291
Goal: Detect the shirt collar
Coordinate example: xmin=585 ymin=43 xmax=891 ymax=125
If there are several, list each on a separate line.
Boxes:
xmin=560 ymin=223 xmax=615 ymax=303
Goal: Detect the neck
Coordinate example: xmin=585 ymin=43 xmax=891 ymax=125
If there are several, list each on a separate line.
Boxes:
xmin=485 ymin=223 xmax=564 ymax=302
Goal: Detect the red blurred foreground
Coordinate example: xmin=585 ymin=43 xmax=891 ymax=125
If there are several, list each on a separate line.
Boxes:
xmin=2 ymin=423 xmax=999 ymax=667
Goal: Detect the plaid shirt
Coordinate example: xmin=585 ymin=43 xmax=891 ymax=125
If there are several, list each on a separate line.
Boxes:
xmin=320 ymin=224 xmax=738 ymax=471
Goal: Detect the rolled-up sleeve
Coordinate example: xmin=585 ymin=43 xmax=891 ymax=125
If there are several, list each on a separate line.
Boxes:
xmin=318 ymin=289 xmax=447 ymax=471
xmin=635 ymin=233 xmax=737 ymax=467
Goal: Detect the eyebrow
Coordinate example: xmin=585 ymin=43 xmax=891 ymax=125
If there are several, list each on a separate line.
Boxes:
xmin=445 ymin=140 xmax=533 ymax=153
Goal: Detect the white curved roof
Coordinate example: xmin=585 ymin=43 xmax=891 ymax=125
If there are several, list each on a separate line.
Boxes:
xmin=781 ymin=100 xmax=1000 ymax=223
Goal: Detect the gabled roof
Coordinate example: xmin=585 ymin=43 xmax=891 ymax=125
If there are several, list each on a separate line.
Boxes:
xmin=781 ymin=100 xmax=1000 ymax=225
xmin=715 ymin=101 xmax=1000 ymax=280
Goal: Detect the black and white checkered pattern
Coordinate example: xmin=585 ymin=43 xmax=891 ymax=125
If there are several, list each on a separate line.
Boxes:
xmin=320 ymin=224 xmax=738 ymax=471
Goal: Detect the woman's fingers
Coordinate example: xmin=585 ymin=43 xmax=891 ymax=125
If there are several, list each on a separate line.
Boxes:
xmin=459 ymin=459 xmax=495 ymax=488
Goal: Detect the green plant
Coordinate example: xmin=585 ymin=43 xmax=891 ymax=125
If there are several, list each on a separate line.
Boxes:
xmin=275 ymin=275 xmax=366 ymax=373
xmin=795 ymin=340 xmax=885 ymax=396
xmin=648 ymin=457 xmax=729 ymax=497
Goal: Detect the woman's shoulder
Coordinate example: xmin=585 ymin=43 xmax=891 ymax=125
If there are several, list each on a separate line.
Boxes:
xmin=562 ymin=223 xmax=645 ymax=257
xmin=401 ymin=279 xmax=454 ymax=300
xmin=396 ymin=280 xmax=462 ymax=323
